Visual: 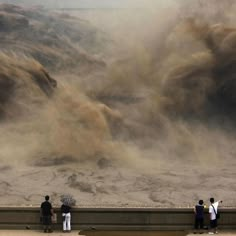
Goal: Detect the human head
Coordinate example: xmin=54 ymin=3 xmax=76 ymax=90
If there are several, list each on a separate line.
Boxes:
xmin=45 ymin=195 xmax=50 ymax=201
xmin=210 ymin=197 xmax=214 ymax=203
xmin=199 ymin=200 xmax=204 ymax=205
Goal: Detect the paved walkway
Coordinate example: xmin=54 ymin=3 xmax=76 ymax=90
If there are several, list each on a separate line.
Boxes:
xmin=0 ymin=230 xmax=85 ymax=236
xmin=0 ymin=230 xmax=235 ymax=236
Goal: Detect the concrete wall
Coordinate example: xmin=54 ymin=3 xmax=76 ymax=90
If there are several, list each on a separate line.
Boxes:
xmin=0 ymin=207 xmax=235 ymax=230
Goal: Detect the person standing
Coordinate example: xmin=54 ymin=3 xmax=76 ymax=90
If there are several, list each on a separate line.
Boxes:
xmin=194 ymin=199 xmax=205 ymax=233
xmin=208 ymin=198 xmax=223 ymax=234
xmin=61 ymin=203 xmax=71 ymax=232
xmin=40 ymin=195 xmax=53 ymax=233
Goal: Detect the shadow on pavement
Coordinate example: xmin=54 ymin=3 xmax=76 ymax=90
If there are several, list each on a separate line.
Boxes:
xmin=80 ymin=231 xmax=187 ymax=236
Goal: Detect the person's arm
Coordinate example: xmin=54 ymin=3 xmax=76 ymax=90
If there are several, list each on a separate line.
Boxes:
xmin=215 ymin=200 xmax=222 ymax=209
xmin=40 ymin=203 xmax=43 ymax=216
xmin=50 ymin=204 xmax=54 ymax=215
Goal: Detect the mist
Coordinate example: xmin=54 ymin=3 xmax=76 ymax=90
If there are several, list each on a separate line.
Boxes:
xmin=0 ymin=0 xmax=236 ymax=207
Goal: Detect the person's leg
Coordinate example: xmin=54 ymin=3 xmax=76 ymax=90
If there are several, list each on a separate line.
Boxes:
xmin=199 ymin=218 xmax=204 ymax=234
xmin=67 ymin=213 xmax=71 ymax=231
xmin=209 ymin=220 xmax=214 ymax=234
xmin=42 ymin=216 xmax=48 ymax=232
xmin=194 ymin=218 xmax=199 ymax=233
xmin=214 ymin=219 xmax=218 ymax=233
xmin=47 ymin=216 xmax=53 ymax=233
xmin=63 ymin=214 xmax=66 ymax=232
xmin=194 ymin=217 xmax=198 ymax=230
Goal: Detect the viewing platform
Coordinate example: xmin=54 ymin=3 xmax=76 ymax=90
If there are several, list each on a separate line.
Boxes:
xmin=0 ymin=230 xmax=235 ymax=236
xmin=0 ymin=207 xmax=235 ymax=231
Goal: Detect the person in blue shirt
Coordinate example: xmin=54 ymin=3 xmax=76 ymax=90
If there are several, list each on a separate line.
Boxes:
xmin=194 ymin=199 xmax=205 ymax=233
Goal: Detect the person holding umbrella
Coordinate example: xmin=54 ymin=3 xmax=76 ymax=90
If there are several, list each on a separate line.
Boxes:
xmin=60 ymin=194 xmax=76 ymax=233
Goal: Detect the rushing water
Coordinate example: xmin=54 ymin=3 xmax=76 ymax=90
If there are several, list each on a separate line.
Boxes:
xmin=0 ymin=2 xmax=236 ymax=207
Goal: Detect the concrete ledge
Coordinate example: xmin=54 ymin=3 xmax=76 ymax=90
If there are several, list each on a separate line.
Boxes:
xmin=0 ymin=208 xmax=235 ymax=230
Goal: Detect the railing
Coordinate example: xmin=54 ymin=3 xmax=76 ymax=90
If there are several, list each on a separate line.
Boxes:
xmin=0 ymin=207 xmax=235 ymax=230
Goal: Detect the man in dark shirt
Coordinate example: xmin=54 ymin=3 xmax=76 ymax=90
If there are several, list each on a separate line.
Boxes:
xmin=194 ymin=199 xmax=205 ymax=233
xmin=40 ymin=195 xmax=53 ymax=233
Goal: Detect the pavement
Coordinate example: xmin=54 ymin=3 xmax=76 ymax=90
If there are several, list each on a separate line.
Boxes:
xmin=0 ymin=231 xmax=84 ymax=236
xmin=0 ymin=230 xmax=235 ymax=236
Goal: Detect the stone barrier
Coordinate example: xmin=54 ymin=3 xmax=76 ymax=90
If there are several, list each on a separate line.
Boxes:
xmin=0 ymin=207 xmax=235 ymax=230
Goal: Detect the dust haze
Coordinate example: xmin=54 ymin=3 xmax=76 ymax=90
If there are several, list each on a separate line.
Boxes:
xmin=0 ymin=0 xmax=236 ymax=207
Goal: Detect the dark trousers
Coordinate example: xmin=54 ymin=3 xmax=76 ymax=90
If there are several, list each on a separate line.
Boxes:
xmin=42 ymin=215 xmax=52 ymax=226
xmin=210 ymin=219 xmax=218 ymax=229
xmin=195 ymin=217 xmax=204 ymax=229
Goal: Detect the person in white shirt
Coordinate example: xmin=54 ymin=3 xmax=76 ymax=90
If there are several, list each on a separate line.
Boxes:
xmin=208 ymin=198 xmax=223 ymax=234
